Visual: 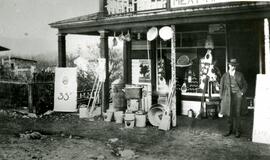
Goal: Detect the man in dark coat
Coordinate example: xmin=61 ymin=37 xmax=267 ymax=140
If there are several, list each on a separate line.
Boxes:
xmin=220 ymin=58 xmax=248 ymax=138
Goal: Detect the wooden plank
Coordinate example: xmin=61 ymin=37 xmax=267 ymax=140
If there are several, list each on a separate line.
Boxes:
xmin=0 ymin=80 xmax=27 ymax=85
xmin=28 ymin=83 xmax=33 ymax=113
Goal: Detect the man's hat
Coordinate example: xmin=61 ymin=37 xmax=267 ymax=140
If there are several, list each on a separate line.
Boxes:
xmin=228 ymin=58 xmax=239 ymax=66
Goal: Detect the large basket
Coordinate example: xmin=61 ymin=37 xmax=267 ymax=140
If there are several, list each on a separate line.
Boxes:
xmin=124 ymin=87 xmax=143 ymax=99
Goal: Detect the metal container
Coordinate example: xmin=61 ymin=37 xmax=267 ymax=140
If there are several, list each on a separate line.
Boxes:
xmin=124 ymin=87 xmax=142 ymax=99
xmin=188 ymin=109 xmax=194 ymax=118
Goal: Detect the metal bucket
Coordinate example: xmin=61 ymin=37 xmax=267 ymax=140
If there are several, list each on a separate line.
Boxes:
xmin=135 ymin=113 xmax=146 ymax=127
xmin=124 ymin=87 xmax=142 ymax=99
xmin=79 ymin=104 xmax=88 ymax=118
xmin=114 ymin=111 xmax=124 ymax=124
xmin=124 ymin=112 xmax=135 ymax=128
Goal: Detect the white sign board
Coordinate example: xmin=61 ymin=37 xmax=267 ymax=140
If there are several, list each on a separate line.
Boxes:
xmin=132 ymin=59 xmax=151 ymax=84
xmin=54 ymin=67 xmax=77 ymax=112
xmin=252 ymin=74 xmax=270 ymax=144
xmin=171 ymin=0 xmax=242 ymax=8
xmin=97 ymin=58 xmax=106 ymax=82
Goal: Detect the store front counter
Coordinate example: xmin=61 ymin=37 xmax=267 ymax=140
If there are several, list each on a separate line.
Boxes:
xmin=179 ymin=92 xmax=220 ymax=116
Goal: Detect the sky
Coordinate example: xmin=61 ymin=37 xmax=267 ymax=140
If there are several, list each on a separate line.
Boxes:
xmin=0 ymin=0 xmax=100 ymax=61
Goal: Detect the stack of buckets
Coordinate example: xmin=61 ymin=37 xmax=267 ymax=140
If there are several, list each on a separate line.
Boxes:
xmin=104 ymin=110 xmax=147 ymax=128
xmin=124 ymin=111 xmax=146 ymax=128
xmin=105 ymin=83 xmax=147 ymax=128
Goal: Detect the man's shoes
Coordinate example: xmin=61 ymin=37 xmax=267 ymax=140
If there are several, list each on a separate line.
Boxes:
xmin=223 ymin=131 xmax=232 ymax=137
xmin=235 ymin=132 xmax=240 ymax=138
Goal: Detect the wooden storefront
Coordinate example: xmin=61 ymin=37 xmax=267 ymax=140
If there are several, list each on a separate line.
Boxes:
xmin=50 ymin=0 xmax=270 ymax=116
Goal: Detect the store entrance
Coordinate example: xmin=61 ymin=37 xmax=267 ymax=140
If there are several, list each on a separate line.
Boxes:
xmin=227 ymin=21 xmax=261 ymax=97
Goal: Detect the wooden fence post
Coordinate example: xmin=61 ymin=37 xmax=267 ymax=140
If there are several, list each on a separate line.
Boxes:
xmin=28 ymin=83 xmax=33 ymax=113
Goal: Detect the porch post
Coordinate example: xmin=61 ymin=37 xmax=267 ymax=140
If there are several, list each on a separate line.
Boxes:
xmin=150 ymin=40 xmax=157 ymax=104
xmin=99 ymin=30 xmax=110 ymax=112
xmin=58 ymin=33 xmax=67 ymax=67
xmin=264 ymin=18 xmax=270 ymax=74
xmin=123 ymin=37 xmax=132 ymax=84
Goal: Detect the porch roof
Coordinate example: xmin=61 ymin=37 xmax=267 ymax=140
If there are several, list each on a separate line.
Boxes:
xmin=50 ymin=2 xmax=270 ymax=35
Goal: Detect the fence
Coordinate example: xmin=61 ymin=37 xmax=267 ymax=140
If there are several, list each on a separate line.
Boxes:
xmin=0 ymin=80 xmax=94 ymax=114
xmin=0 ymin=80 xmax=54 ymax=114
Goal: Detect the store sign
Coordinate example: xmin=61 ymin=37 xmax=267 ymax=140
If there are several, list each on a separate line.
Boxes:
xmin=97 ymin=58 xmax=106 ymax=82
xmin=54 ymin=67 xmax=77 ymax=112
xmin=171 ymin=0 xmax=237 ymax=8
xmin=252 ymin=74 xmax=270 ymax=144
xmin=106 ymin=0 xmax=166 ymax=15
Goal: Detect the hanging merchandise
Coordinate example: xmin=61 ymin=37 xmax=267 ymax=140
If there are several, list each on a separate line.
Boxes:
xmin=119 ymin=32 xmax=125 ymax=41
xmin=176 ymin=55 xmax=193 ymax=67
xmin=181 ymin=82 xmax=187 ymax=93
xmin=187 ymin=69 xmax=192 ymax=83
xmin=147 ymin=27 xmax=158 ymax=41
xmin=159 ymin=26 xmax=173 ymax=41
xmin=199 ymin=50 xmax=213 ymax=89
xmin=113 ymin=32 xmax=118 ymax=46
xmin=158 ymin=40 xmax=166 ymax=89
xmin=205 ymin=35 xmax=214 ymax=49
xmin=137 ymin=33 xmax=141 ymax=40
xmin=125 ymin=30 xmax=131 ymax=42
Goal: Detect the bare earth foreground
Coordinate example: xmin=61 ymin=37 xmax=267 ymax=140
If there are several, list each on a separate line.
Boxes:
xmin=0 ymin=109 xmax=270 ymax=160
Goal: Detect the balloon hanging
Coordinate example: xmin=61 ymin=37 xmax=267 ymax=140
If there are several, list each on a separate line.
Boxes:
xmin=147 ymin=27 xmax=158 ymax=41
xmin=159 ymin=26 xmax=173 ymax=41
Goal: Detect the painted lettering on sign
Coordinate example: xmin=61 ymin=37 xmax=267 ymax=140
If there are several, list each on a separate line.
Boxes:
xmin=171 ymin=0 xmax=235 ymax=8
xmin=54 ymin=68 xmax=77 ymax=112
xmin=106 ymin=0 xmax=166 ymax=15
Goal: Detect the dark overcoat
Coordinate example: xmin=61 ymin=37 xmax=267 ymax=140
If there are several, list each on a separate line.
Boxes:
xmin=219 ymin=71 xmax=248 ymax=116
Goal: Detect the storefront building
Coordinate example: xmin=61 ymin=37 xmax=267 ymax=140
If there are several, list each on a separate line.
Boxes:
xmin=50 ymin=0 xmax=270 ymax=116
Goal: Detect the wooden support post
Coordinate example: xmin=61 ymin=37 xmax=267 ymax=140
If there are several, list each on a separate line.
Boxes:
xmin=58 ymin=33 xmax=67 ymax=67
xmin=99 ymin=30 xmax=110 ymax=113
xmin=264 ymin=18 xmax=270 ymax=74
xmin=151 ymin=40 xmax=157 ymax=104
xmin=123 ymin=38 xmax=132 ymax=84
xmin=28 ymin=83 xmax=33 ymax=113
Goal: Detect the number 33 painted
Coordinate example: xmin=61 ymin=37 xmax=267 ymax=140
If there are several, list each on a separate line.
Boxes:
xmin=57 ymin=92 xmax=70 ymax=101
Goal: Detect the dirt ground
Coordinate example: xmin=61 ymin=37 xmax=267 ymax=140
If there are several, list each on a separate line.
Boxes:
xmin=0 ymin=109 xmax=270 ymax=160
